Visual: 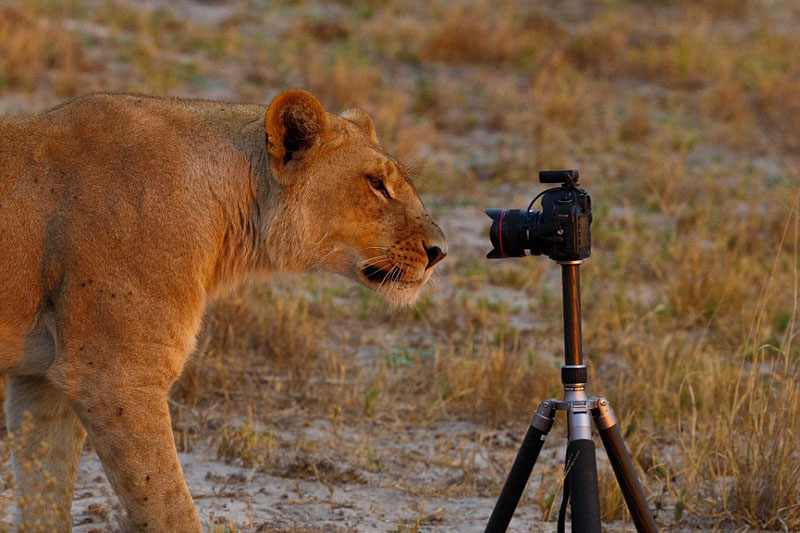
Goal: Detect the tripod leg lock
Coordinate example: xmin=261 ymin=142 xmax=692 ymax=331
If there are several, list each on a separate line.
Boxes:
xmin=590 ymin=397 xmax=617 ymax=430
xmin=530 ymin=399 xmax=557 ymax=433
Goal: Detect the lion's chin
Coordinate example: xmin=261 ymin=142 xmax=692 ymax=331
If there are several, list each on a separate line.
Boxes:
xmin=357 ymin=265 xmax=428 ymax=306
xmin=373 ymin=281 xmax=423 ymax=306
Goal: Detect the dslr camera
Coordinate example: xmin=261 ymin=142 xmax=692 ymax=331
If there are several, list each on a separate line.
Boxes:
xmin=486 ymin=170 xmax=592 ymax=262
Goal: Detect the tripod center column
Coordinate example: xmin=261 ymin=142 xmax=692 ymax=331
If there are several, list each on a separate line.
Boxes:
xmin=559 ymin=261 xmax=592 ymax=441
xmin=560 ymin=261 xmax=584 ymax=367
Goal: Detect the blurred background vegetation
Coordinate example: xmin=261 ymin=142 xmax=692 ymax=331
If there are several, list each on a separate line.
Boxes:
xmin=0 ymin=0 xmax=798 ymax=530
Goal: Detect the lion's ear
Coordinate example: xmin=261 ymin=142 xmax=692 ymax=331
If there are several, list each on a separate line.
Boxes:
xmin=265 ymin=89 xmax=329 ymax=170
xmin=340 ymin=108 xmax=379 ymax=145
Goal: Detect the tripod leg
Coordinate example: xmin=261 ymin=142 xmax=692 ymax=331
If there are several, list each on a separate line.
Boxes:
xmin=484 ymin=400 xmax=556 ymax=533
xmin=562 ymin=396 xmax=601 ymax=533
xmin=565 ymin=439 xmax=602 ymax=532
xmin=592 ymin=398 xmax=659 ymax=533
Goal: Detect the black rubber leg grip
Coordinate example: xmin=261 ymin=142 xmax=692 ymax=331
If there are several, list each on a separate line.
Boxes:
xmin=597 ymin=424 xmax=658 ymax=532
xmin=484 ymin=424 xmax=547 ymax=533
xmin=566 ymin=439 xmax=602 ymax=533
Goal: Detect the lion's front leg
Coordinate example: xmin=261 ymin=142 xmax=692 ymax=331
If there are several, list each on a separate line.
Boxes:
xmin=67 ymin=353 xmax=201 ymax=532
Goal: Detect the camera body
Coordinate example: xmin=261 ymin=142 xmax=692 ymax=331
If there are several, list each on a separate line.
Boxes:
xmin=487 ymin=170 xmax=592 ymax=262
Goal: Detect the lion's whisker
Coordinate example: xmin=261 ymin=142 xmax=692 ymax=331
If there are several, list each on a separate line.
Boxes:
xmin=361 ymin=255 xmax=390 ymax=267
xmin=310 ymin=245 xmax=342 ymax=268
xmin=378 ymin=265 xmax=398 ymax=291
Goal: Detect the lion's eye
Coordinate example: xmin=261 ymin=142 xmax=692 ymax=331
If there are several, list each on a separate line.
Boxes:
xmin=367 ymin=174 xmax=391 ymax=200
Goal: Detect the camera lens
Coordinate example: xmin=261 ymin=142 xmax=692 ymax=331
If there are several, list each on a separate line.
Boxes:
xmin=487 ymin=209 xmax=529 ymax=258
xmin=487 ymin=208 xmax=551 ymax=259
xmin=526 ymin=209 xmax=543 ymax=255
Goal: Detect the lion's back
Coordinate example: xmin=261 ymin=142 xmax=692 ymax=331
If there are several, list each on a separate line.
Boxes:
xmin=0 ymin=93 xmax=257 ymax=371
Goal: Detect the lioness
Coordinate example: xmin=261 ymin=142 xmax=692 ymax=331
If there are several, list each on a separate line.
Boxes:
xmin=0 ymin=89 xmax=446 ymax=531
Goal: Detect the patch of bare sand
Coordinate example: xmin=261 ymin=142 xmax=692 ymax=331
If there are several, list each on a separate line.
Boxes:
xmin=67 ymin=419 xmax=550 ymax=532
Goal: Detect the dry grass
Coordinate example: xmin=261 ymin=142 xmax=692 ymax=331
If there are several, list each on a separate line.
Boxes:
xmin=0 ymin=5 xmax=85 ymax=96
xmin=0 ymin=0 xmax=799 ymax=530
xmin=0 ymin=413 xmax=63 ymax=532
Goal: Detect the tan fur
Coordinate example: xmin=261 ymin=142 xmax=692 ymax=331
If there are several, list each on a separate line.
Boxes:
xmin=0 ymin=90 xmax=446 ymax=531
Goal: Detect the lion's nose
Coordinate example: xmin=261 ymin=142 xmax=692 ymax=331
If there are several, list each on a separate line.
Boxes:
xmin=423 ymin=243 xmax=447 ymax=268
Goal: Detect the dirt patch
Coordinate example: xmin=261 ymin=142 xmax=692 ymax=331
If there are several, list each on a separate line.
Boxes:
xmin=64 ymin=419 xmax=550 ymax=532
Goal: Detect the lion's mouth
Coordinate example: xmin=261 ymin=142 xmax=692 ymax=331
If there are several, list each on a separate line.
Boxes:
xmin=361 ymin=264 xmax=407 ymax=284
xmin=359 ymin=261 xmax=429 ymax=305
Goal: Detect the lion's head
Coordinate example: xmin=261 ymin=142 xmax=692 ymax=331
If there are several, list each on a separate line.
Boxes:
xmin=264 ymin=89 xmax=447 ymax=305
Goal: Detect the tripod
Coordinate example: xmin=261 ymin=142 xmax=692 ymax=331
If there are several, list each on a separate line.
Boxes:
xmin=484 ymin=261 xmax=658 ymax=533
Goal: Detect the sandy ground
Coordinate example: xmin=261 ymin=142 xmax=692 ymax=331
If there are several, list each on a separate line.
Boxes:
xmin=57 ymin=408 xmax=685 ymax=532
xmin=67 ymin=420 xmax=549 ymax=532
xmin=71 ymin=451 xmax=535 ymax=532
